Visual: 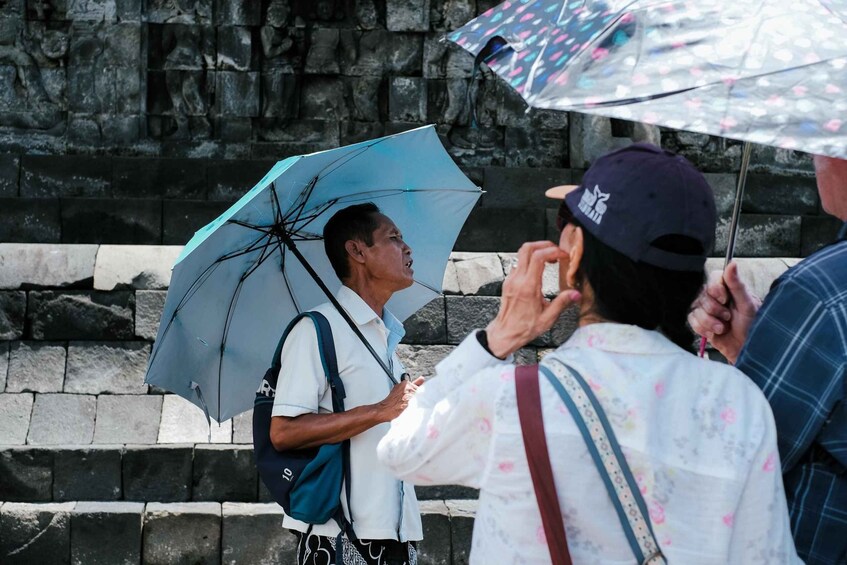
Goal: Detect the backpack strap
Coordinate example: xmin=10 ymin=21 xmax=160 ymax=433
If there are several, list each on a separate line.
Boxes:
xmin=540 ymin=359 xmax=665 ymax=565
xmin=515 ymin=364 xmax=573 ymax=565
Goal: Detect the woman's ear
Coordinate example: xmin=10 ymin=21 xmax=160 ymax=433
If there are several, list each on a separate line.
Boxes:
xmin=565 ymin=226 xmax=584 ymax=288
xmin=344 ymin=240 xmax=366 ymax=265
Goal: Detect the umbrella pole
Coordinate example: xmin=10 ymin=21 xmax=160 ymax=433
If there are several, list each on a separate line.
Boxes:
xmin=699 ymin=141 xmax=753 ymax=358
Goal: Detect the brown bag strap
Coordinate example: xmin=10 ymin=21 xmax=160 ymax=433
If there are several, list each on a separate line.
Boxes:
xmin=515 ymin=364 xmax=573 ymax=565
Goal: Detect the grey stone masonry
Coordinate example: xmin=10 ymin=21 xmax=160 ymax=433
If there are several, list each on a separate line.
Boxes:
xmin=0 ymin=502 xmax=74 ymax=565
xmin=0 ymin=393 xmax=34 ymax=445
xmin=123 ymin=445 xmax=193 ymax=502
xmin=93 ymin=246 xmax=182 ymax=291
xmin=397 ymin=345 xmax=455 ymax=379
xmin=221 ymin=503 xmax=297 ymax=564
xmin=27 ymin=291 xmax=135 ymax=340
xmin=192 ymin=444 xmax=257 ymax=502
xmin=135 ymin=290 xmax=167 ymax=340
xmin=445 ymin=296 xmax=500 ymax=344
xmin=446 ymin=499 xmax=478 ymax=565
xmin=143 ymin=502 xmax=222 ymax=565
xmin=0 ymin=340 xmax=8 ymax=391
xmin=93 ymin=395 xmax=163 ymax=444
xmin=71 ymin=502 xmax=144 ymax=565
xmin=64 ymin=342 xmax=149 ymax=394
xmin=453 ymin=252 xmax=506 ymax=296
xmin=6 ymin=342 xmax=67 ymax=393
xmin=403 ymin=297 xmax=447 ymax=345
xmin=232 ymin=409 xmax=253 ymax=444
xmin=53 ymin=447 xmax=122 ymax=502
xmin=0 ymin=244 xmax=98 ymax=289
xmin=0 ymin=291 xmax=26 ymax=340
xmin=0 ymin=448 xmax=53 ymax=502
xmin=27 ymin=394 xmax=96 ymax=446
xmin=158 ymin=395 xmax=233 ymax=443
xmin=418 ymin=500 xmax=451 ymax=565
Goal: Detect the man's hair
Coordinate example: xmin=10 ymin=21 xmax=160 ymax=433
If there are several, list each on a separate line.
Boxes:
xmin=323 ymin=202 xmax=381 ymax=280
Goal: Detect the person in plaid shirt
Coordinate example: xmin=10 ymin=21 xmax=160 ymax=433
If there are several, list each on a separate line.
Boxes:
xmin=690 ymin=155 xmax=847 ymax=564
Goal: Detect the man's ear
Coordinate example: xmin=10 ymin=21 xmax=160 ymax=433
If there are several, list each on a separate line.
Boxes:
xmin=344 ymin=240 xmax=367 ymax=265
xmin=565 ymin=227 xmax=584 ymax=288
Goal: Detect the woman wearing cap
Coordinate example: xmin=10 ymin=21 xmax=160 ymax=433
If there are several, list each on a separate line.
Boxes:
xmin=377 ymin=143 xmax=799 ymax=564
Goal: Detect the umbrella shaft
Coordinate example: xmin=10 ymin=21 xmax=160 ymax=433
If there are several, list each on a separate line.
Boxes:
xmin=724 ymin=142 xmax=753 ymax=266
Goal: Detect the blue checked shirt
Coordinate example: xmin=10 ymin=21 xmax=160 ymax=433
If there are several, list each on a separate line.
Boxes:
xmin=737 ymin=222 xmax=847 ymax=565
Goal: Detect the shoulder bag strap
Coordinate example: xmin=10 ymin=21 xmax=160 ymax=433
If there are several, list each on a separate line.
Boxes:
xmin=515 ymin=365 xmax=573 ymax=565
xmin=540 ymin=360 xmax=665 ymax=565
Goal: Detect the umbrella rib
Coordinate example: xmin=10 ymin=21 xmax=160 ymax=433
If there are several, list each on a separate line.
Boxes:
xmin=278 ymin=240 xmax=303 ymax=315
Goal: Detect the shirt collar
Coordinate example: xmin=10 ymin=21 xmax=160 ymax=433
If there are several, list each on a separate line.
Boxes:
xmin=560 ymin=323 xmax=682 ymax=356
xmin=838 ymin=222 xmax=847 ymax=241
xmin=336 ymin=285 xmax=406 ymax=357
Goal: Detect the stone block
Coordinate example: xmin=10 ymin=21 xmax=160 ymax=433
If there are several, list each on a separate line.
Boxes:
xmin=207 ymin=159 xmax=274 ymax=201
xmin=20 ymin=155 xmax=111 ymax=198
xmin=402 ymin=297 xmax=447 ymax=345
xmin=7 ymin=342 xmax=66 ymax=393
xmin=418 ymin=500 xmax=451 ymax=565
xmin=344 ymin=75 xmax=384 ymax=122
xmin=569 ymin=113 xmax=660 ymax=169
xmin=749 ymin=144 xmax=815 ymax=175
xmin=27 ymin=291 xmax=135 ymax=340
xmin=147 ymin=0 xmax=212 ymax=23
xmin=113 ymin=158 xmax=207 ymax=199
xmin=0 ymin=340 xmax=7 ymax=390
xmin=163 ymin=200 xmax=232 ymax=245
xmin=27 ymin=394 xmax=96 ymax=445
xmin=423 ymin=35 xmax=472 ymax=80
xmin=396 ymin=345 xmax=455 ymax=378
xmin=442 ymin=260 xmax=460 ymax=294
xmin=193 ymin=444 xmax=256 ymax=501
xmin=65 ymin=341 xmax=149 ymax=394
xmin=536 ymin=306 xmax=580 ymax=348
xmin=159 ymin=394 xmax=233 ymax=443
xmin=0 ymin=154 xmax=19 ymax=197
xmin=389 ymin=77 xmax=426 ymax=122
xmin=0 ymin=198 xmax=61 ymax=243
xmin=0 ymin=394 xmax=34 ymax=445
xmin=123 ymin=445 xmax=193 ymax=502
xmin=222 ymin=503 xmax=296 ymax=564
xmin=0 ymin=244 xmax=98 ymax=290
xmin=136 ymin=289 xmax=167 ymax=340
xmin=446 ymin=499 xmax=477 ymax=565
xmin=743 ymin=174 xmax=818 ymax=215
xmin=455 ymin=207 xmax=546 ymax=253
xmin=0 ymin=447 xmax=53 ymax=501
xmin=305 ymin=28 xmax=341 ymax=74
xmin=454 ymin=254 xmax=504 ymax=296
xmin=232 ymin=409 xmax=253 ymax=444
xmin=93 ymin=395 xmax=163 ymax=444
xmin=801 ymin=215 xmax=844 ymax=256
xmin=53 ymin=447 xmax=122 ymax=501
xmin=215 ymin=0 xmax=260 ymax=25
xmin=505 ymin=127 xmax=567 ymax=168
xmin=61 ymin=198 xmax=162 ymax=244
xmin=217 ymin=72 xmax=260 ymax=117
xmin=71 ymin=502 xmax=144 ymax=565
xmin=0 ymin=291 xmax=25 ymax=339
xmin=94 ymin=245 xmax=182 ymax=290
xmin=387 ymin=0 xmax=430 ymax=31
xmin=416 ymin=484 xmax=478 ymax=500
xmin=481 ymin=167 xmax=571 ymax=208
xmin=714 ymin=214 xmax=802 ymax=258
xmin=496 ymin=81 xmax=567 ymax=129
xmin=0 ymin=503 xmax=74 ymax=565
xmin=703 ymin=172 xmax=739 ymax=218
xmin=143 ymin=502 xmax=221 ymax=565
xmin=704 ymin=258 xmax=789 ymax=302
xmin=446 ymin=296 xmax=499 ymax=344
xmin=216 ymin=26 xmax=254 ymax=72
xmin=299 ymin=76 xmax=348 ymax=121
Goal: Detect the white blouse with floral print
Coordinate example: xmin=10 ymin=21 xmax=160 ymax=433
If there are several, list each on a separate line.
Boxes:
xmin=377 ymin=323 xmax=800 ymax=564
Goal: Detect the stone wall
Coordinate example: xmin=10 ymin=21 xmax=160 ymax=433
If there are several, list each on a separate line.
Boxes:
xmin=0 ymin=1 xmax=842 ymax=255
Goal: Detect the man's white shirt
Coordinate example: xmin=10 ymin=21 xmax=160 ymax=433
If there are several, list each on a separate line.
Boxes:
xmin=271 ymin=285 xmax=423 ymax=542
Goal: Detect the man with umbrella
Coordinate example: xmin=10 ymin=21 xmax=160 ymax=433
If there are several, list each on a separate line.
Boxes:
xmin=269 ymin=202 xmax=424 ymax=565
xmin=690 ymin=156 xmax=847 ymax=564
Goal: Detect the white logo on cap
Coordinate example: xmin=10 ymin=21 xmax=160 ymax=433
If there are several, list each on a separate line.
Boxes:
xmin=578 ymin=185 xmax=610 ymax=225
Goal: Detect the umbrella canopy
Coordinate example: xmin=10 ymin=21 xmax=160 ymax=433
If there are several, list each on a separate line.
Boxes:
xmin=450 ymin=0 xmax=847 ymax=159
xmin=145 ymin=125 xmax=481 ymax=422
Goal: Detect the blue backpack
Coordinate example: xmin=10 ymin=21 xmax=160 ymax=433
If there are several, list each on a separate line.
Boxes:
xmin=253 ymin=312 xmax=355 ymax=551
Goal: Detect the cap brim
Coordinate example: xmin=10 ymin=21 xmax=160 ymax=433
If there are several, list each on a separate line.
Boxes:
xmin=545 ymin=184 xmax=580 ymax=200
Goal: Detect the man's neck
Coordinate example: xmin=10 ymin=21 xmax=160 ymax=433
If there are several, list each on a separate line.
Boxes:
xmin=343 ymin=278 xmax=391 ymax=319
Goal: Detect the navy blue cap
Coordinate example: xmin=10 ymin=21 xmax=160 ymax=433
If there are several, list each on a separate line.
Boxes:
xmin=546 ymin=143 xmax=716 ymax=272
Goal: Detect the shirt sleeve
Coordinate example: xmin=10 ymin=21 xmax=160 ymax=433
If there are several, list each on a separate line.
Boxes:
xmin=271 ymin=317 xmax=329 ymax=418
xmin=736 ymin=277 xmax=846 ymax=473
xmin=377 ymin=330 xmax=513 ymax=488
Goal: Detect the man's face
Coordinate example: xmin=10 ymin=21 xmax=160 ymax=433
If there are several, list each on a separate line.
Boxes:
xmin=359 ymin=214 xmax=414 ymax=292
xmin=814 ymin=155 xmax=847 ymax=221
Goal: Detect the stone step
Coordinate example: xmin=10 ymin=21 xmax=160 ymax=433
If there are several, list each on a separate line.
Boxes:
xmin=0 ymin=500 xmax=475 ymax=565
xmin=0 ymin=445 xmax=478 ymax=505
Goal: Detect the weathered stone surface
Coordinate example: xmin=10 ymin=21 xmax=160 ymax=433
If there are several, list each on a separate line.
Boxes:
xmin=0 ymin=448 xmax=53 ymax=501
xmin=442 ymin=259 xmax=460 ymax=294
xmin=0 ymin=291 xmax=25 ymax=339
xmin=0 ymin=340 xmax=8 ymax=391
xmin=163 ymin=200 xmax=232 ymax=245
xmin=416 ymin=485 xmax=478 ymax=500
xmin=744 ymin=174 xmax=819 ymax=215
xmin=715 ymin=214 xmax=802 ymax=258
xmin=20 ymin=155 xmax=111 ymax=198
xmin=123 ymin=445 xmax=193 ymax=502
xmin=801 ymin=215 xmax=844 ymax=256
xmin=93 ymin=395 xmax=163 ymax=444
xmin=0 ymin=154 xmax=20 ymax=197
xmin=217 ymin=71 xmax=260 ymax=116
xmin=570 ymin=113 xmax=660 ymax=169
xmin=28 ymin=291 xmax=135 ymax=340
xmin=147 ymin=0 xmax=212 ymax=23
xmin=135 ymin=289 xmax=166 ymax=339
xmin=0 ymin=244 xmax=98 ymax=289
xmin=6 ymin=341 xmax=66 ymax=393
xmin=446 ymin=499 xmax=477 ymax=565
xmin=0 ymin=503 xmax=74 ymax=565
xmin=387 ymin=0 xmax=430 ymax=31
xmin=53 ymin=447 xmax=122 ymax=501
xmin=143 ymin=502 xmax=221 ymax=565
xmin=193 ymin=444 xmax=257 ymax=501
xmin=158 ymin=394 xmax=233 ymax=443
xmin=65 ymin=342 xmax=149 ymax=394
xmin=207 ymin=159 xmax=273 ymax=201
xmin=215 ymin=0 xmax=260 ymax=26
xmin=418 ymin=500 xmax=451 ymax=565
xmin=482 ymin=167 xmax=571 ymax=209
xmin=505 ymin=127 xmax=567 ymax=168
xmin=396 ymin=345 xmax=454 ymax=378
xmin=0 ymin=394 xmax=34 ymax=445
xmin=389 ymin=77 xmax=426 ymax=122
xmin=703 ymin=172 xmax=739 ymax=218
xmin=704 ymin=258 xmax=789 ymax=302
xmin=27 ymin=394 xmax=96 ymax=445
xmin=113 ymin=158 xmax=207 ymax=199
xmin=232 ymin=409 xmax=253 ymax=444
xmin=446 ymin=296 xmax=500 ymax=344
xmin=455 ymin=207 xmax=546 ymax=252
xmin=71 ymin=502 xmax=144 ymax=565
xmin=94 ymin=245 xmax=182 ymax=290
xmin=402 ymin=297 xmax=447 ymax=344
xmin=0 ymin=198 xmax=61 ymax=243
xmin=222 ymin=503 xmax=297 ymax=565
xmin=499 ymin=253 xmax=560 ymax=297
xmin=454 ymin=254 xmax=504 ymax=296
xmin=61 ymin=198 xmax=162 ymax=244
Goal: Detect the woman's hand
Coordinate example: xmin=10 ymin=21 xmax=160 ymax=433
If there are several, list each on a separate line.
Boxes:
xmin=485 ymin=241 xmax=581 ymax=358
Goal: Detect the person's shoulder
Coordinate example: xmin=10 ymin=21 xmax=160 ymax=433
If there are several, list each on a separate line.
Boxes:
xmin=692 ymin=355 xmax=775 ymax=423
xmin=777 ymin=239 xmax=847 ymax=300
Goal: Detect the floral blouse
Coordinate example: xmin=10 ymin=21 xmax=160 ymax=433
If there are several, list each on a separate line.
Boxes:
xmin=377 ymin=323 xmax=800 ymax=564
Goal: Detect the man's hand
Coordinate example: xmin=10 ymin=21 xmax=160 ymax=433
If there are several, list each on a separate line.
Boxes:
xmin=486 ymin=241 xmax=581 ymax=359
xmin=688 ymin=261 xmax=761 ymax=364
xmin=376 ymin=376 xmax=426 ymax=422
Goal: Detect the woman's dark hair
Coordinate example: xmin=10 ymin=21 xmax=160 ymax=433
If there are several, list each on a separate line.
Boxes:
xmin=323 ymin=202 xmax=381 ymax=280
xmin=569 ymin=216 xmax=705 ymax=352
